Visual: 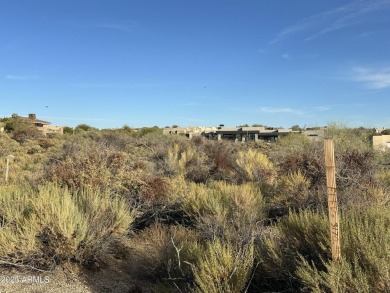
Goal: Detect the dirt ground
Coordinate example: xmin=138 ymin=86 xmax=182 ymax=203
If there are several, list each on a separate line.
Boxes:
xmin=0 ymin=256 xmax=150 ymax=293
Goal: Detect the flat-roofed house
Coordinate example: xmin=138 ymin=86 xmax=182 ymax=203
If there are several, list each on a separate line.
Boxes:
xmin=163 ymin=126 xmax=217 ymax=139
xmin=163 ymin=125 xmax=292 ymax=142
xmin=215 ymin=126 xmax=292 ymax=142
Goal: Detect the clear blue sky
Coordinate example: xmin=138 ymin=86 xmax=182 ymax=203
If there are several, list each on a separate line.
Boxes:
xmin=1 ymin=0 xmax=390 ymax=129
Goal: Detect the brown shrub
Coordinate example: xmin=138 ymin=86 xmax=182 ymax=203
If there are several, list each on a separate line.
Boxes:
xmin=129 ymin=224 xmax=201 ymax=283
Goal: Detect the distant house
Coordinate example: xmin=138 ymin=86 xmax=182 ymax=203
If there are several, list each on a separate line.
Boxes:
xmin=213 ymin=126 xmax=292 ymax=142
xmin=163 ymin=126 xmax=217 ymax=139
xmin=18 ymin=113 xmax=63 ymax=136
xmin=163 ymin=125 xmax=293 ymax=142
xmin=373 ymin=135 xmax=390 ymax=151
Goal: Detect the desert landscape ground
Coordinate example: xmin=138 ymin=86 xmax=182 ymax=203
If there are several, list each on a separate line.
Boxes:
xmin=0 ymin=118 xmax=389 ymax=292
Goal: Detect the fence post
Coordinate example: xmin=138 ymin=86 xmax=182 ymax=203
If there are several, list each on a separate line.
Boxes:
xmin=5 ymin=155 xmax=14 ymax=183
xmin=324 ymin=139 xmax=341 ymax=261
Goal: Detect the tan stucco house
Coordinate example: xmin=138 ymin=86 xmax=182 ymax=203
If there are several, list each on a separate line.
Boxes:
xmin=373 ymin=135 xmax=390 ymax=151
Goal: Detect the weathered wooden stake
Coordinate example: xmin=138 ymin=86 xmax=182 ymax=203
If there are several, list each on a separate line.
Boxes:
xmin=5 ymin=155 xmax=14 ymax=183
xmin=324 ymin=139 xmax=341 ymax=261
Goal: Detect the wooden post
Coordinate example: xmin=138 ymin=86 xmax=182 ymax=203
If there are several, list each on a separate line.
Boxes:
xmin=324 ymin=139 xmax=341 ymax=261
xmin=5 ymin=155 xmax=14 ymax=183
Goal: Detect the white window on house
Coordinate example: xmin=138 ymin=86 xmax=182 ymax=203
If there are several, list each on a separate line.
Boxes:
xmin=387 ymin=142 xmax=390 ymax=148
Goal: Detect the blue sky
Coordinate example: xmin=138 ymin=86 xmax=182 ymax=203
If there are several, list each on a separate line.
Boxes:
xmin=1 ymin=0 xmax=390 ymax=129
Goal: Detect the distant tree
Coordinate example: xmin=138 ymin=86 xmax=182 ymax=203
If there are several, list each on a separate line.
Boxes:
xmin=291 ymin=125 xmax=302 ymax=131
xmin=11 ymin=113 xmax=18 ymax=118
xmin=122 ymin=125 xmax=133 ymax=134
xmin=381 ymin=129 xmax=390 ymax=135
xmin=137 ymin=126 xmax=162 ymax=137
xmin=4 ymin=121 xmax=15 ymax=132
xmin=6 ymin=117 xmax=41 ymax=143
xmin=172 ymin=125 xmax=179 ymax=128
xmin=75 ymin=124 xmax=98 ymax=132
xmin=251 ymin=124 xmax=263 ymax=127
xmin=63 ymin=126 xmax=74 ymax=134
xmin=238 ymin=124 xmax=249 ymax=127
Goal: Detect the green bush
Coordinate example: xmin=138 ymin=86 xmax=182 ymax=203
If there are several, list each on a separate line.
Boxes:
xmin=297 ymin=205 xmax=390 ymax=292
xmin=192 ymin=239 xmax=254 ymax=293
xmin=0 ymin=184 xmax=135 ymax=269
xmin=48 ymin=139 xmax=130 ymax=190
xmin=178 ymin=181 xmax=266 ymax=242
xmin=255 ymin=210 xmax=330 ymax=291
xmin=255 ymin=203 xmax=390 ymax=292
xmin=271 ymin=170 xmax=320 ymax=213
xmin=268 ymin=134 xmax=325 ymax=189
xmin=235 ymin=148 xmax=276 ymax=185
xmin=165 ymin=143 xmax=210 ymax=182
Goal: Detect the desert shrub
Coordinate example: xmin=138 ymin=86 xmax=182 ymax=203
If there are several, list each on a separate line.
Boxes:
xmin=271 ymin=171 xmax=321 ymax=215
xmin=4 ymin=121 xmax=14 ymax=132
xmin=100 ymin=130 xmax=134 ymax=151
xmin=203 ymin=140 xmax=241 ymax=183
xmin=192 ymin=239 xmax=254 ymax=293
xmin=138 ymin=175 xmax=171 ymax=202
xmin=47 ymin=138 xmax=145 ymax=194
xmin=129 ymin=223 xmax=202 ymax=289
xmin=132 ymin=172 xmax=195 ymax=233
xmin=373 ymin=151 xmax=390 ymax=192
xmin=38 ymin=138 xmax=59 ymax=149
xmin=297 ymin=205 xmax=390 ymax=292
xmin=254 ymin=203 xmax=390 ymax=292
xmin=163 ymin=143 xmax=210 ymax=182
xmin=74 ymin=124 xmax=98 ymax=132
xmin=324 ymin=124 xmax=372 ymax=152
xmin=324 ymin=124 xmax=376 ymax=188
xmin=269 ymin=125 xmax=379 ymax=210
xmin=363 ymin=185 xmax=390 ymax=205
xmin=336 ymin=149 xmax=376 ymax=189
xmin=48 ymin=140 xmax=112 ymax=189
xmin=154 ymin=139 xmax=259 ymax=184
xmin=179 ymin=181 xmax=266 ymax=243
xmin=268 ymin=134 xmax=325 ymax=189
xmin=0 ymin=134 xmax=55 ymax=185
xmin=10 ymin=119 xmax=42 ymax=144
xmin=0 ymin=133 xmax=20 ymax=157
xmin=0 ymin=184 xmax=135 ymax=269
xmin=136 ymin=126 xmax=163 ymax=137
xmin=62 ymin=126 xmax=74 ymax=134
xmin=235 ymin=148 xmax=277 ymax=185
xmin=376 ymin=170 xmax=390 ymax=189
xmin=254 ymin=210 xmax=329 ymax=291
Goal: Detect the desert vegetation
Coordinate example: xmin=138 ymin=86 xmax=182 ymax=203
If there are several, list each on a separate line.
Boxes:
xmin=0 ymin=123 xmax=389 ymax=292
